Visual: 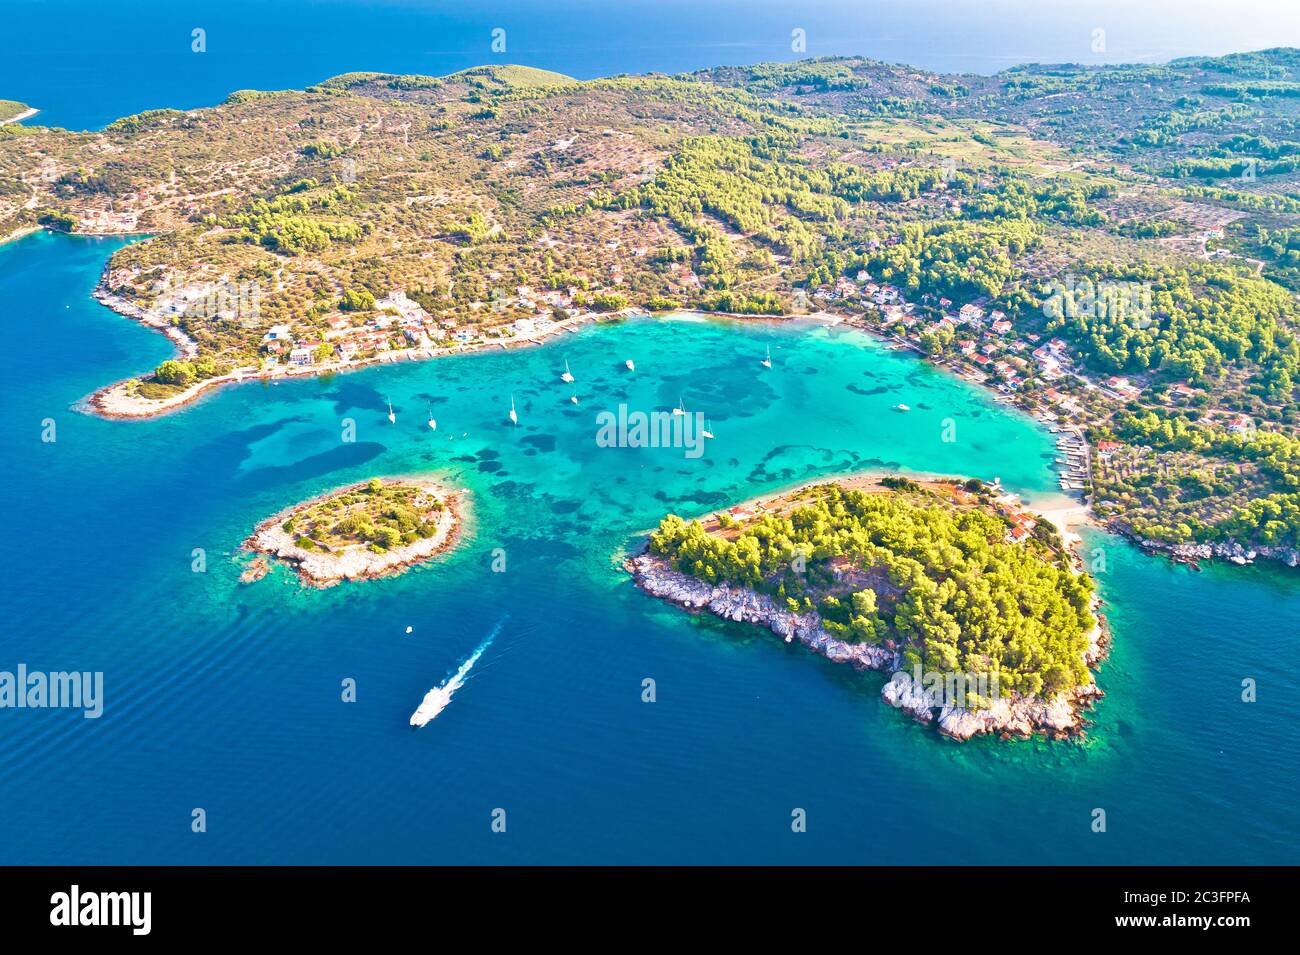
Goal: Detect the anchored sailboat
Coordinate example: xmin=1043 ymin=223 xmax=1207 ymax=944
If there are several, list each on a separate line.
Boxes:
xmin=560 ymin=359 xmax=575 ymax=384
xmin=672 ymin=394 xmax=687 ymax=417
xmin=508 ymin=394 xmax=518 ymax=426
xmin=387 ymin=398 xmax=396 ymax=424
xmin=761 ymin=345 xmax=772 ymax=368
xmin=701 ymin=419 xmax=715 ymax=440
xmin=625 ymin=358 xmax=635 ymax=371
xmin=427 ymin=406 xmax=437 ymax=431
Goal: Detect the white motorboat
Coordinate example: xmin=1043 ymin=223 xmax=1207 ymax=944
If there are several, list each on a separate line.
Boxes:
xmin=410 ymin=684 xmax=454 ymax=727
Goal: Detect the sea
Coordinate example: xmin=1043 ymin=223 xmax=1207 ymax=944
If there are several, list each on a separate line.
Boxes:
xmin=1 ymin=0 xmax=1298 ymax=864
xmin=3 ymin=0 xmax=1298 ymax=131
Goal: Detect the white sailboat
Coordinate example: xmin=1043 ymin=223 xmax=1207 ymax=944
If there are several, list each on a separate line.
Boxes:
xmin=570 ymin=394 xmax=579 ymax=405
xmin=560 ymin=359 xmax=575 ymax=384
xmin=625 ymin=358 xmax=635 ymax=371
xmin=387 ymin=398 xmax=396 ymax=424
xmin=701 ymin=419 xmax=715 ymax=440
xmin=761 ymin=345 xmax=772 ymax=368
xmin=508 ymin=394 xmax=518 ymax=426
xmin=427 ymin=406 xmax=437 ymax=431
xmin=894 ymin=403 xmax=910 ymax=412
xmin=672 ymin=394 xmax=686 ymax=417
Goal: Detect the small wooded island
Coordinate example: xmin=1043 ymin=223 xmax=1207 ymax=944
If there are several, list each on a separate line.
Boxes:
xmin=244 ymin=478 xmax=462 ymax=587
xmin=629 ymin=476 xmax=1106 ymax=741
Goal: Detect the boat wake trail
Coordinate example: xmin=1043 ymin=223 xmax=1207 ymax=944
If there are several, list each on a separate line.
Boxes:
xmin=409 ymin=619 xmax=504 ymax=727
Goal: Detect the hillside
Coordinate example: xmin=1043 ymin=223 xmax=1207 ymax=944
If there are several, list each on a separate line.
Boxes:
xmin=4 ymin=51 xmax=1300 ymax=556
xmin=0 ymin=100 xmax=30 ymax=124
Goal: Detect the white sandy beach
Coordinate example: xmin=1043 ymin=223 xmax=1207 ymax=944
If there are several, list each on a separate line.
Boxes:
xmin=0 ymin=107 xmax=39 ymax=126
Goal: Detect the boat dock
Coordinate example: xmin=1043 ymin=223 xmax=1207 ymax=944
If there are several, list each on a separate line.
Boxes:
xmin=1054 ymin=428 xmax=1091 ymax=493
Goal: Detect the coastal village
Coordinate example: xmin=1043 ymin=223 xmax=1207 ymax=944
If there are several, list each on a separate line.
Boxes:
xmin=259 ymin=286 xmax=603 ymax=367
xmin=93 ymin=262 xmax=647 ymax=417
xmin=802 ymin=265 xmax=1269 ymax=505
xmin=102 ymin=265 xmax=635 ymax=370
xmin=98 ymin=236 xmax=1252 ymax=536
xmin=101 ymin=242 xmax=1145 ymax=434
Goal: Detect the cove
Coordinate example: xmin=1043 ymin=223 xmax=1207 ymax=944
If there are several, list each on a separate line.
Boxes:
xmin=0 ymin=231 xmax=1297 ymax=864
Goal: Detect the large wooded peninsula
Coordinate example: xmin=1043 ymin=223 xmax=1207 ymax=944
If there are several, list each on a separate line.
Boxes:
xmin=630 ymin=477 xmax=1104 ymax=740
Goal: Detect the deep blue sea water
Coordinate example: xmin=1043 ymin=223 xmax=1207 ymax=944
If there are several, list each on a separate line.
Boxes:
xmin=4 ymin=0 xmax=1299 ymax=131
xmin=3 ymin=2 xmax=1300 ymax=863
xmin=2 ymin=231 xmax=1298 ymax=864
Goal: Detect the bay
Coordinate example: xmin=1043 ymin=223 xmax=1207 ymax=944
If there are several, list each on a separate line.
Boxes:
xmin=0 ymin=231 xmax=1295 ymax=863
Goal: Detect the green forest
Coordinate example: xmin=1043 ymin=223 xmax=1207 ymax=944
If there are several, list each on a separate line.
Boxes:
xmin=1102 ymin=410 xmax=1300 ymax=546
xmin=649 ymin=483 xmax=1096 ymax=702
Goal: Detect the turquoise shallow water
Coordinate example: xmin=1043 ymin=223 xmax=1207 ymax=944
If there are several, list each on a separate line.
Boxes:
xmin=1 ymin=231 xmax=1297 ymax=864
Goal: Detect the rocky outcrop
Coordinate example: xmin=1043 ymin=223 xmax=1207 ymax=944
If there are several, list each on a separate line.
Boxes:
xmin=629 ymin=552 xmax=895 ymax=670
xmin=93 ymin=268 xmax=200 ymax=359
xmin=628 ymin=552 xmax=1104 ymax=741
xmin=238 ymin=556 xmax=269 ymax=584
xmin=880 ymin=670 xmax=1103 ymax=741
xmin=1129 ymin=534 xmax=1300 ymax=569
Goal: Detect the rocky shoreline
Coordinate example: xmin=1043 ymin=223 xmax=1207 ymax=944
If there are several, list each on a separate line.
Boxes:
xmin=92 ymin=282 xmax=200 ymax=359
xmin=1120 ymin=528 xmax=1300 ymax=569
xmin=244 ymin=479 xmax=463 ymax=588
xmin=627 ymin=551 xmax=1107 ymax=741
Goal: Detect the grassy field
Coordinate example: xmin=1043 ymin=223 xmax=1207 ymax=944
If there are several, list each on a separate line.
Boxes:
xmin=0 ymin=100 xmax=31 ymax=123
